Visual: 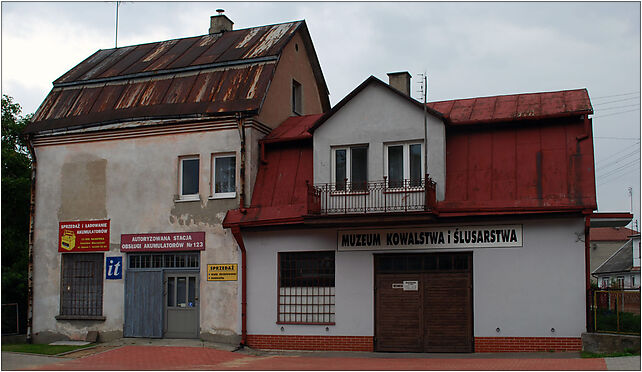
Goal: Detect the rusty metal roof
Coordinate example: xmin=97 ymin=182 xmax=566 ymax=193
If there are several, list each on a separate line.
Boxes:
xmin=25 ymin=21 xmax=330 ymax=135
xmin=427 ymin=88 xmax=593 ymax=125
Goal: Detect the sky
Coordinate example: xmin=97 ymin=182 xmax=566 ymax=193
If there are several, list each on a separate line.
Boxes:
xmin=2 ymin=1 xmax=641 ymax=226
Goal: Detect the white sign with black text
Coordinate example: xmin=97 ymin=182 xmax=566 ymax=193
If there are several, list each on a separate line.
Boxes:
xmin=338 ymin=225 xmax=523 ymax=251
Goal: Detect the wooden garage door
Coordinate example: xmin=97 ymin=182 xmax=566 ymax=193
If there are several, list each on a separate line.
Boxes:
xmin=375 ymin=253 xmax=473 ymax=353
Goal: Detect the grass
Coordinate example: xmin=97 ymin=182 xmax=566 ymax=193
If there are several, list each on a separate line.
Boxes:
xmin=1 ymin=343 xmax=95 ymax=355
xmin=581 ymin=349 xmax=640 ymax=358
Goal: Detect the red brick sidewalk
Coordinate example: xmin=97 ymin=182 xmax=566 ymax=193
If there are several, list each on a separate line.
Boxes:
xmin=36 ymin=345 xmax=607 ymax=370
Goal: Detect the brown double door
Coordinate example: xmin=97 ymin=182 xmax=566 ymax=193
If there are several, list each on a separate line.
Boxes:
xmin=374 ymin=253 xmax=473 ymax=353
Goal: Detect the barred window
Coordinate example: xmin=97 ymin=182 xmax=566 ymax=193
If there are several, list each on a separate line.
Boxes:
xmin=278 ymin=251 xmax=335 ymax=324
xmin=128 ymin=252 xmax=199 ymax=269
xmin=59 ymin=253 xmax=103 ymax=317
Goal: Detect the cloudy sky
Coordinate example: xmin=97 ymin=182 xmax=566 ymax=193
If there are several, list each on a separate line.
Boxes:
xmin=2 ymin=1 xmax=640 ymax=225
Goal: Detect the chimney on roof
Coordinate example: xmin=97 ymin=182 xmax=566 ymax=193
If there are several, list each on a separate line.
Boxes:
xmin=209 ymin=9 xmax=233 ymax=34
xmin=387 ymin=71 xmax=412 ymax=96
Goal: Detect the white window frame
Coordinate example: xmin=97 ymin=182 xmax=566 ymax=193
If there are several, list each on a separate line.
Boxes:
xmin=179 ymin=155 xmax=200 ymax=201
xmin=210 ymin=153 xmax=237 ymax=199
xmin=601 ymin=276 xmax=610 ymax=289
xmin=383 ymin=141 xmax=425 ymax=188
xmin=616 ymin=276 xmax=625 ymax=288
xmin=331 ymin=145 xmax=368 ymax=191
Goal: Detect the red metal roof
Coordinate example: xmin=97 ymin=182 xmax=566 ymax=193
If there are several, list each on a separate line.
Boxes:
xmin=225 ymin=87 xmax=597 ymax=228
xmin=591 ymin=227 xmax=639 ymax=241
xmin=262 ymin=114 xmax=322 ymax=143
xmin=427 ymin=89 xmax=592 ymax=125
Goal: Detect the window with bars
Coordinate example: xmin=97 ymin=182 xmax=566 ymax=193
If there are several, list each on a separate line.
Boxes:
xmin=59 ymin=253 xmax=103 ymax=318
xmin=278 ymin=251 xmax=335 ymax=324
xmin=128 ymin=252 xmax=199 ymax=269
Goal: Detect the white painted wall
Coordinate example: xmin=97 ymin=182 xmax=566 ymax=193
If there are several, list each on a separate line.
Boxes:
xmin=312 ymin=83 xmax=446 ymax=200
xmin=32 ymin=123 xmax=264 ymax=342
xmin=243 ymin=217 xmax=586 ymax=338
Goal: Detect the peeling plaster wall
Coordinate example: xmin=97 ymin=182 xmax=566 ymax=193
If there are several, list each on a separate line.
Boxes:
xmin=31 ymin=124 xmax=261 ymax=342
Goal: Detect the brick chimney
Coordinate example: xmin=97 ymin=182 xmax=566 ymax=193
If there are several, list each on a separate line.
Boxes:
xmin=387 ymin=71 xmax=411 ymax=96
xmin=209 ymin=9 xmax=233 ymax=34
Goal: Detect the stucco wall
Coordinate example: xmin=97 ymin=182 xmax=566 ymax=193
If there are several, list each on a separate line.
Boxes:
xmin=243 ymin=217 xmax=586 ymax=338
xmin=31 ymin=123 xmax=262 ymax=342
xmin=312 ymin=83 xmax=446 ymax=200
xmin=258 ymin=31 xmax=325 ymax=127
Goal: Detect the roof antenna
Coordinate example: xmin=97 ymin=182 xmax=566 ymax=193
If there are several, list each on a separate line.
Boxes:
xmin=115 ymin=1 xmax=121 ymax=48
xmin=417 ymin=71 xmax=428 ymax=186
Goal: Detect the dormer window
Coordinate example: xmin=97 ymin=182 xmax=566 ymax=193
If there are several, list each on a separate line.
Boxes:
xmin=384 ymin=142 xmax=423 ymax=188
xmin=292 ymin=79 xmax=302 ymax=115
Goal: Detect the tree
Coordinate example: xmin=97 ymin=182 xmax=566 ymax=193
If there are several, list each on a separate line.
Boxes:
xmin=1 ymin=95 xmax=32 ymax=333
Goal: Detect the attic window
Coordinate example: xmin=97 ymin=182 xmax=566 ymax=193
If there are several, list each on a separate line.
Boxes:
xmin=292 ymin=79 xmax=302 ymax=115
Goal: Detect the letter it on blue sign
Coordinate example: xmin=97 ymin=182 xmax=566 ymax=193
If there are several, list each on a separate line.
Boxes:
xmin=106 ymin=257 xmax=123 ymax=280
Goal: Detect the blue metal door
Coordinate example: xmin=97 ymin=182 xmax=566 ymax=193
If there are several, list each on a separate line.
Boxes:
xmin=124 ymin=270 xmax=163 ymax=338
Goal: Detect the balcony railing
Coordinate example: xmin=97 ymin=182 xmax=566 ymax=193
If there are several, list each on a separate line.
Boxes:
xmin=307 ymin=175 xmax=437 ymax=215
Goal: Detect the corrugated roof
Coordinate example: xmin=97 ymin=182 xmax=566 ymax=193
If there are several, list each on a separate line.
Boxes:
xmin=427 ymin=89 xmax=593 ymax=125
xmin=593 ymin=240 xmax=634 ymax=274
xmin=25 ymin=20 xmax=331 ymax=135
xmin=592 ymin=227 xmax=640 ymax=242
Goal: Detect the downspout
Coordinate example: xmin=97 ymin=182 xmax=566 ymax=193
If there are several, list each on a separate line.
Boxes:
xmin=585 ymin=213 xmax=591 ymax=332
xmin=25 ymin=135 xmax=37 ymax=344
xmin=231 ymin=227 xmax=247 ymax=346
xmin=236 ymin=113 xmax=247 ymax=210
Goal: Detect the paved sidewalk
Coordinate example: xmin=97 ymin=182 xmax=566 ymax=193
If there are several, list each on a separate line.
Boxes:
xmin=10 ymin=345 xmax=611 ymax=370
xmin=604 ymin=356 xmax=641 ymax=371
xmin=1 ymin=352 xmax=64 ymax=370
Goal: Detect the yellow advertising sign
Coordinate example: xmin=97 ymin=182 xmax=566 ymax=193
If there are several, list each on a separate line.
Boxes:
xmin=207 ymin=264 xmax=238 ymax=281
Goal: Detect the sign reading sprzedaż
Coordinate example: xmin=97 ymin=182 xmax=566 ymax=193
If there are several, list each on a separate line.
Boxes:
xmin=337 ymin=225 xmax=522 ymax=251
xmin=207 ymin=264 xmax=238 ymax=281
xmin=59 ymin=220 xmax=110 ymax=252
xmin=120 ymin=232 xmax=205 ymax=252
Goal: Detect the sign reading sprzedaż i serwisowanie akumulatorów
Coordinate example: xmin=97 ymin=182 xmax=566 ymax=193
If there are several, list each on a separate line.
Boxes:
xmin=337 ymin=225 xmax=522 ymax=251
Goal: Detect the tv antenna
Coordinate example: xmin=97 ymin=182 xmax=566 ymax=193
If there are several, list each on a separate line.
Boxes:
xmin=115 ymin=1 xmax=121 ymax=48
xmin=417 ymin=71 xmax=428 ymax=180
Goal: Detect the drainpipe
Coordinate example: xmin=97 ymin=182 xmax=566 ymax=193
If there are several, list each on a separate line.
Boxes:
xmin=585 ymin=213 xmax=591 ymax=332
xmin=25 ymin=135 xmax=37 ymax=344
xmin=231 ymin=227 xmax=247 ymax=346
xmin=235 ymin=114 xmax=247 ymax=210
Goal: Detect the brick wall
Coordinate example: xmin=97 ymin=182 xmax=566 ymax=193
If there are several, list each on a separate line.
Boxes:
xmin=474 ymin=337 xmax=582 ymax=352
xmin=246 ymin=335 xmax=374 ymax=351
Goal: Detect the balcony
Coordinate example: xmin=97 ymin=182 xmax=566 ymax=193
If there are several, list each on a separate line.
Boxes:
xmin=307 ymin=176 xmax=437 ymax=215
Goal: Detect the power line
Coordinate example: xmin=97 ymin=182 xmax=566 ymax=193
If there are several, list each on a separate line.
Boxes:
xmin=596 ymin=103 xmax=641 ymax=111
xmin=594 ymin=137 xmax=641 ymax=140
xmin=596 ymin=150 xmax=640 ymax=172
xmin=591 ymin=91 xmax=641 ymax=99
xmin=592 ymin=108 xmax=641 ymax=119
xmin=597 ymin=159 xmax=641 ymax=185
xmin=592 ymin=96 xmax=640 ymax=106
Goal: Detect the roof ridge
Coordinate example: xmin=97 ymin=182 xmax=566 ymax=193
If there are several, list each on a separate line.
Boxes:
xmin=427 ymin=88 xmax=589 ymax=104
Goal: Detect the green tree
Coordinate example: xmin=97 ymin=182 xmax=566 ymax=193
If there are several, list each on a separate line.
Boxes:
xmin=1 ymin=94 xmax=32 ymax=333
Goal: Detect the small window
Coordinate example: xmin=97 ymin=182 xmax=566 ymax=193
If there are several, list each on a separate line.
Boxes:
xmin=59 ymin=253 xmax=103 ymax=317
xmin=212 ymin=154 xmax=236 ymax=199
xmin=384 ymin=142 xmax=424 ymax=188
xmin=631 ymin=276 xmax=636 ymax=288
xmin=179 ymin=156 xmax=200 ymax=200
xmin=292 ymin=80 xmax=302 ymax=115
xmin=332 ymin=145 xmax=368 ymax=191
xmin=278 ymin=251 xmax=335 ymax=324
xmin=617 ymin=276 xmax=625 ymax=288
xmin=601 ymin=277 xmax=610 ymax=289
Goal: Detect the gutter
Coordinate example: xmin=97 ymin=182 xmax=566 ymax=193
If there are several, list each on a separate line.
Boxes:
xmin=230 ymin=227 xmax=247 ymax=346
xmin=236 ymin=114 xmax=247 ymax=210
xmin=585 ymin=213 xmax=592 ymax=332
xmin=25 ymin=135 xmax=37 ymax=344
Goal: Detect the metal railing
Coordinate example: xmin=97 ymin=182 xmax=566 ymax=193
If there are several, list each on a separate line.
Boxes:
xmin=589 ymin=288 xmax=640 ymax=335
xmin=307 ymin=175 xmax=437 ymax=215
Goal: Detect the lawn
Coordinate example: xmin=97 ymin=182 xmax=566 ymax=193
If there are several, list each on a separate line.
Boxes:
xmin=1 ymin=343 xmax=95 ymax=355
